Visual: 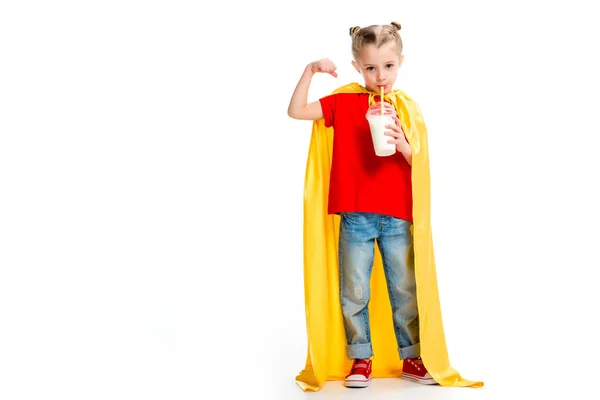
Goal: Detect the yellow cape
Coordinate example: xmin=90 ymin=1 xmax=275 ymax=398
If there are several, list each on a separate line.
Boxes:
xmin=295 ymin=82 xmax=483 ymax=391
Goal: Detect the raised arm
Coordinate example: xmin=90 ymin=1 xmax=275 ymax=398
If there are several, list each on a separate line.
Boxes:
xmin=287 ymin=59 xmax=338 ymax=121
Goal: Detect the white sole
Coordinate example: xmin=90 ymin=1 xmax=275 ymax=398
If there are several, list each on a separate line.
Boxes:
xmin=401 ymin=372 xmax=438 ymax=385
xmin=344 ymin=378 xmax=372 ymax=388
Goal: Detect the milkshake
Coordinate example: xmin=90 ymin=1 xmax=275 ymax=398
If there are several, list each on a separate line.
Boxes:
xmin=366 ymin=101 xmax=398 ymax=157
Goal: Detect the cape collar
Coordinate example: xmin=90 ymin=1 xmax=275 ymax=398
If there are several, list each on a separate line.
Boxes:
xmin=332 ymin=82 xmax=407 ymax=113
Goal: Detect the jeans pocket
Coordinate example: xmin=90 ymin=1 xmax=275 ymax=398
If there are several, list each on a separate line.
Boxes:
xmin=341 ymin=212 xmax=361 ymax=224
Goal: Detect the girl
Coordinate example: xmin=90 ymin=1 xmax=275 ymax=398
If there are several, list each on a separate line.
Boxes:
xmin=288 ymin=22 xmax=435 ymax=388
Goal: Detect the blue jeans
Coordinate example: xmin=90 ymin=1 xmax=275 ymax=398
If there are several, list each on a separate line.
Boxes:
xmin=338 ymin=212 xmax=420 ymax=360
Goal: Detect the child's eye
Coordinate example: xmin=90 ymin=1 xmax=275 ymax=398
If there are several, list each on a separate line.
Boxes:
xmin=386 ymin=64 xmax=394 ymax=69
xmin=366 ymin=67 xmax=375 ymax=71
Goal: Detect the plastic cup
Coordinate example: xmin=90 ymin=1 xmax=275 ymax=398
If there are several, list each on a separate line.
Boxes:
xmin=366 ymin=101 xmax=398 ymax=156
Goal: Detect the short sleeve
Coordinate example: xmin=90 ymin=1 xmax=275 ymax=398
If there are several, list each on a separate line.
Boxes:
xmin=319 ymin=94 xmax=336 ymax=128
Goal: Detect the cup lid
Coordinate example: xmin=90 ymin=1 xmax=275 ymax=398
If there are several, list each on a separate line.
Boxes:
xmin=366 ymin=101 xmax=396 ymax=116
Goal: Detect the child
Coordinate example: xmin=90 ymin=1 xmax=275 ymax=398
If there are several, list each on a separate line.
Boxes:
xmin=288 ymin=22 xmax=436 ymax=388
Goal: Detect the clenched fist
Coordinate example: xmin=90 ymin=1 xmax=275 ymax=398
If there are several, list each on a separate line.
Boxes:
xmin=308 ymin=58 xmax=338 ymax=78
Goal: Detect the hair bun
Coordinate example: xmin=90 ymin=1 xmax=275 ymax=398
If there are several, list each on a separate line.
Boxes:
xmin=390 ymin=21 xmax=401 ymax=31
xmin=349 ymin=26 xmax=361 ymax=36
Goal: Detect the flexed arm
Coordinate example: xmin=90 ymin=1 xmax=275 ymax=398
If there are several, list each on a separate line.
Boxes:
xmin=287 ymin=59 xmax=338 ymax=121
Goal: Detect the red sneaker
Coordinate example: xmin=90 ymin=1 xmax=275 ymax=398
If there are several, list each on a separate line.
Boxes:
xmin=401 ymin=357 xmax=437 ymax=385
xmin=344 ymin=358 xmax=372 ymax=388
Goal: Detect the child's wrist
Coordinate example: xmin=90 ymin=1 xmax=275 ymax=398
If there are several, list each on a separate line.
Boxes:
xmin=397 ymin=142 xmax=411 ymax=154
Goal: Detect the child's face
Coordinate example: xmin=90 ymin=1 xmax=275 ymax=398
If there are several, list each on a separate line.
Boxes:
xmin=352 ymin=41 xmax=404 ymax=94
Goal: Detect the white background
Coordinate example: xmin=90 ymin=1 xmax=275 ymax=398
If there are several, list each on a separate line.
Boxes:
xmin=1 ymin=1 xmax=599 ymax=399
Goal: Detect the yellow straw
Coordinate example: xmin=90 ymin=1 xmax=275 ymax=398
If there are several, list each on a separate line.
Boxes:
xmin=381 ymin=86 xmax=384 ymax=115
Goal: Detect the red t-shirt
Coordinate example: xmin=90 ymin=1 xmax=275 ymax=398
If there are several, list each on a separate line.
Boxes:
xmin=319 ymin=92 xmax=413 ymax=222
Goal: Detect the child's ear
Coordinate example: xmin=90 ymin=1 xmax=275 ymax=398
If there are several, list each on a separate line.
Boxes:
xmin=398 ymin=54 xmax=405 ymax=66
xmin=352 ymin=60 xmax=361 ymax=74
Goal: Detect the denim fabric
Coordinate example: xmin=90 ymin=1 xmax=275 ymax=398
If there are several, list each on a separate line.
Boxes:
xmin=338 ymin=212 xmax=420 ymax=360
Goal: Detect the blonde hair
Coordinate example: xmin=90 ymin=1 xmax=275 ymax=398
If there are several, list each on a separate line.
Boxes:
xmin=349 ymin=22 xmax=403 ymax=60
